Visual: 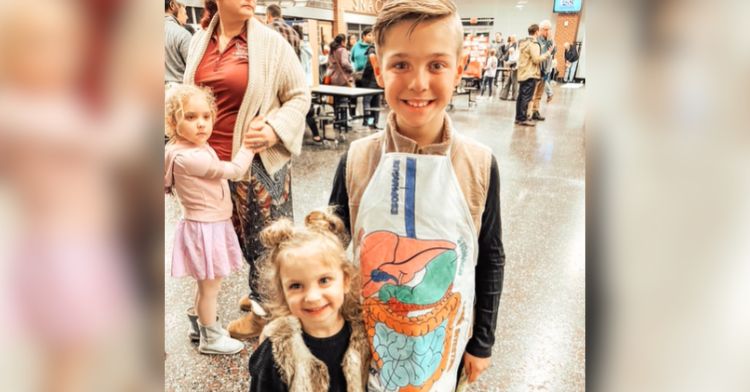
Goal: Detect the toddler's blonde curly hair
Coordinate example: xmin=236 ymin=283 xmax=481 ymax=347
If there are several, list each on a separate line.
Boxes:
xmin=258 ymin=208 xmax=361 ymax=323
xmin=164 ymin=84 xmax=217 ymax=142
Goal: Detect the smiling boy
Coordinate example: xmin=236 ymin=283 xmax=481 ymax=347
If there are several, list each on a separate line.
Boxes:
xmin=328 ymin=1 xmax=505 ymax=390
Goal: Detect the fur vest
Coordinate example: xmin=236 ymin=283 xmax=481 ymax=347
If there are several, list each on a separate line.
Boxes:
xmin=264 ymin=316 xmax=370 ymax=392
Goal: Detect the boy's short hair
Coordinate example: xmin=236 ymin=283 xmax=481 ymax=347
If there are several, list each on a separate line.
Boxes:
xmin=362 ymin=26 xmax=373 ymax=36
xmin=373 ymin=0 xmax=463 ymax=57
xmin=528 ymin=24 xmax=539 ymax=35
xmin=266 ymin=4 xmax=282 ymax=18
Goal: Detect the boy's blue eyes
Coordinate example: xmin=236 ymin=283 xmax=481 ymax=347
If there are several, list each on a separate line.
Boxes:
xmin=390 ymin=62 xmax=448 ymax=71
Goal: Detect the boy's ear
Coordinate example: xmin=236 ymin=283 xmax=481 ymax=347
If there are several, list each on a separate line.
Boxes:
xmin=454 ymin=54 xmax=466 ymax=87
xmin=371 ymin=54 xmax=385 ymax=88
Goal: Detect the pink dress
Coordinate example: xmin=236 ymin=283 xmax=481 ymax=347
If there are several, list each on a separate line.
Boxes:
xmin=164 ymin=141 xmax=253 ymax=280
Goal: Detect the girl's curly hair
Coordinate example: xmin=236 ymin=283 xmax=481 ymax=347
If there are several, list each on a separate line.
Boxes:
xmin=258 ymin=208 xmax=361 ymax=323
xmin=164 ymin=84 xmax=217 ymax=143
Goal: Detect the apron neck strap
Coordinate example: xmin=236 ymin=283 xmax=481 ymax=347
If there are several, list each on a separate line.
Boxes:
xmin=380 ymin=135 xmax=453 ymax=157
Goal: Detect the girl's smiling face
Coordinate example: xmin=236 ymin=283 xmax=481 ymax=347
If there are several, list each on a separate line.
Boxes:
xmin=279 ymin=243 xmax=349 ymax=338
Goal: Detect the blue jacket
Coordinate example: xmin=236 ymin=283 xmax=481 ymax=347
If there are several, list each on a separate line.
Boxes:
xmin=350 ymin=40 xmax=372 ymax=72
xmin=537 ymin=36 xmax=556 ymax=76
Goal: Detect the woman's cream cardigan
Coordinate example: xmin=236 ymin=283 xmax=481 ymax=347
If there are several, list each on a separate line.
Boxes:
xmin=184 ymin=15 xmax=311 ymax=178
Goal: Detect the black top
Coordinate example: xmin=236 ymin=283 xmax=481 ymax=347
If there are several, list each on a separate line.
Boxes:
xmin=249 ymin=322 xmax=352 ymax=392
xmin=565 ymin=46 xmax=579 ymax=62
xmin=358 ymin=45 xmax=379 ymax=89
xmin=328 ymin=153 xmax=505 ymax=358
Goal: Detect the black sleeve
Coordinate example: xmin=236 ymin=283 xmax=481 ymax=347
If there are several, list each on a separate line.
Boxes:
xmin=465 ymin=156 xmax=505 ymax=358
xmin=249 ymin=339 xmax=288 ymax=392
xmin=328 ymin=152 xmax=351 ymax=235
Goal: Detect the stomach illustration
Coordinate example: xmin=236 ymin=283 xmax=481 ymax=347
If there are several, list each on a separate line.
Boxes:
xmin=360 ymin=230 xmax=463 ymax=391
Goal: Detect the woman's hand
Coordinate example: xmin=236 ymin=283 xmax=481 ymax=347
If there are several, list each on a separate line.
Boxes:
xmin=243 ymin=116 xmax=279 ymax=154
xmin=463 ymin=352 xmax=491 ymax=383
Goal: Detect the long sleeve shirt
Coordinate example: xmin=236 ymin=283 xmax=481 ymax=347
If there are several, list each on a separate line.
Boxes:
xmin=164 ymin=142 xmax=253 ymax=222
xmin=164 ymin=15 xmax=192 ymax=84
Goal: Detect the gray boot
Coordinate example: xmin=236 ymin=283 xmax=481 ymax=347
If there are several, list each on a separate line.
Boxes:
xmin=198 ymin=322 xmax=244 ymax=355
xmin=187 ymin=307 xmax=200 ymax=342
xmin=188 ymin=307 xmax=228 ymax=342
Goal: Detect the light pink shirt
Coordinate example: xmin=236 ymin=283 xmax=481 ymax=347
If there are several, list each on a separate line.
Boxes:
xmin=164 ymin=142 xmax=253 ymax=222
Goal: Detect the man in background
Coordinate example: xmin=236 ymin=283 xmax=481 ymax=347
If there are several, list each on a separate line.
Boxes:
xmin=564 ymin=42 xmax=580 ymax=83
xmin=164 ymin=0 xmax=191 ymax=85
xmin=265 ymin=3 xmax=300 ymax=58
xmin=515 ymin=23 xmax=553 ymax=126
xmin=528 ymin=19 xmax=555 ymax=121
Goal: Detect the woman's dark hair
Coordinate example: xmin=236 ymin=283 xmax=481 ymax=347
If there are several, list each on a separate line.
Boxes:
xmin=292 ymin=24 xmax=304 ymax=39
xmin=330 ymin=34 xmax=346 ymax=52
xmin=200 ymin=0 xmax=218 ymax=29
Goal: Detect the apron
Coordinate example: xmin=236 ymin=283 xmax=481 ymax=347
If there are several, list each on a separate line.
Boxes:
xmin=354 ymin=142 xmax=478 ymax=392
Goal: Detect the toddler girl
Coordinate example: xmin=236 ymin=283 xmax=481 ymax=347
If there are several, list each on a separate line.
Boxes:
xmin=164 ymin=84 xmax=253 ymax=355
xmin=249 ymin=210 xmax=370 ymax=391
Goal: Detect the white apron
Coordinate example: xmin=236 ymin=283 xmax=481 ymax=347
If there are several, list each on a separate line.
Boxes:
xmin=354 ymin=142 xmax=478 ymax=392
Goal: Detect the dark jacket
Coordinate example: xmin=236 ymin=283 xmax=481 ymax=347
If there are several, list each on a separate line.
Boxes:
xmin=565 ymin=45 xmax=580 ymax=62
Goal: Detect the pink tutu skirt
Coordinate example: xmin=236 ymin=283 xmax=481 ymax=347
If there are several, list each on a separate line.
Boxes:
xmin=171 ymin=219 xmax=244 ymax=280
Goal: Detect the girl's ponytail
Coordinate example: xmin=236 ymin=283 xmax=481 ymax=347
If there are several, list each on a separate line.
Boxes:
xmin=305 ymin=208 xmax=349 ymax=247
xmin=259 ymin=219 xmax=295 ymax=249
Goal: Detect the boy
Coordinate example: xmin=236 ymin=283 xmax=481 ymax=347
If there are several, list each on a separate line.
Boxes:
xmin=328 ymin=1 xmax=505 ymax=390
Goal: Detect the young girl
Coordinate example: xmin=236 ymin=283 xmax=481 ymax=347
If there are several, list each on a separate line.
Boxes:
xmin=481 ymin=48 xmax=499 ymax=97
xmin=249 ymin=210 xmax=370 ymax=392
xmin=164 ymin=84 xmax=254 ymax=355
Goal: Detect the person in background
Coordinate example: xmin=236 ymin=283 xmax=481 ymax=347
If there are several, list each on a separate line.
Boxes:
xmin=359 ymin=43 xmax=382 ymax=129
xmin=491 ymin=32 xmax=504 ymax=82
xmin=319 ymin=44 xmax=330 ymax=84
xmin=499 ymin=46 xmax=519 ymax=101
xmin=347 ymin=33 xmax=358 ymax=51
xmin=293 ymin=25 xmax=323 ymax=143
xmin=328 ymin=34 xmax=354 ymax=130
xmin=351 ymin=28 xmax=373 ymax=74
xmin=515 ymin=23 xmax=552 ymax=126
xmin=528 ymin=19 xmax=555 ymax=120
xmin=351 ymin=27 xmax=374 ymax=125
xmin=184 ymin=0 xmax=310 ymax=340
xmin=265 ymin=3 xmax=300 ymax=58
xmin=564 ymin=42 xmax=580 ymax=83
xmin=480 ymin=48 xmax=498 ymax=97
xmin=164 ymin=0 xmax=191 ymax=86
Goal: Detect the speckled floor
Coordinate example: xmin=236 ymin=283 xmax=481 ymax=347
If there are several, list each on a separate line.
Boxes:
xmin=165 ymin=84 xmax=586 ymax=391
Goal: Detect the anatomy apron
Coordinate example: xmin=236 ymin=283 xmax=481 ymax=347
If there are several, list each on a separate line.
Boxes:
xmin=354 ymin=142 xmax=478 ymax=392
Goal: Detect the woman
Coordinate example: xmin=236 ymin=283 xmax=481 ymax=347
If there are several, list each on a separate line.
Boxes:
xmin=183 ymin=0 xmax=310 ymax=339
xmin=347 ymin=33 xmax=358 ymax=51
xmin=328 ymin=34 xmax=354 ymax=130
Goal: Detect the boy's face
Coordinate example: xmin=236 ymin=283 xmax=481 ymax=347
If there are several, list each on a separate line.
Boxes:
xmin=373 ymin=17 xmax=463 ymax=137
